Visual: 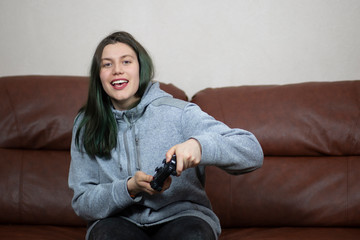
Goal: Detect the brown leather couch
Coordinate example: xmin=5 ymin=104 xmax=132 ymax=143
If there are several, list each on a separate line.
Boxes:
xmin=1 ymin=75 xmax=359 ymax=239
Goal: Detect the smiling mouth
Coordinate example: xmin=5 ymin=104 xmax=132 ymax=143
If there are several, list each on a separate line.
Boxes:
xmin=111 ymin=79 xmax=129 ymax=86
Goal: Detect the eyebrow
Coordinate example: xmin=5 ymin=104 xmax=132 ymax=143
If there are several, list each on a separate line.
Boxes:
xmin=101 ymin=54 xmax=135 ymax=61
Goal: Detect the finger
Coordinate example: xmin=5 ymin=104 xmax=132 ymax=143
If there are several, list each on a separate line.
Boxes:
xmin=166 ymin=146 xmax=176 ymax=162
xmin=143 ymin=174 xmax=154 ymax=183
xmin=136 ymin=172 xmax=153 ymax=182
xmin=144 ymin=188 xmax=157 ymax=196
xmin=176 ymin=156 xmax=184 ymax=176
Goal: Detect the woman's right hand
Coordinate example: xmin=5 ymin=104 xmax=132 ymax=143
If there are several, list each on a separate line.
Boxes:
xmin=127 ymin=171 xmax=172 ymax=197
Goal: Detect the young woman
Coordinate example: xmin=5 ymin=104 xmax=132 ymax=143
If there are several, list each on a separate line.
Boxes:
xmin=68 ymin=31 xmax=263 ymax=240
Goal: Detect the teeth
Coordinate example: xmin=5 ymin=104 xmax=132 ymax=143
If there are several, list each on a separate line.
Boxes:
xmin=111 ymin=80 xmax=128 ymax=85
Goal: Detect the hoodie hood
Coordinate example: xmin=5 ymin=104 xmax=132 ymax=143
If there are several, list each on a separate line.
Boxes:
xmin=111 ymin=81 xmax=171 ymax=123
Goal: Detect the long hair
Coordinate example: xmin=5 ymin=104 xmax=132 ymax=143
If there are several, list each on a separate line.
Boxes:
xmin=75 ymin=31 xmax=154 ymax=158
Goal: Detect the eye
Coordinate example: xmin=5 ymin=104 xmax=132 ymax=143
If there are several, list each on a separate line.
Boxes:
xmin=123 ymin=60 xmax=132 ymax=65
xmin=102 ymin=62 xmax=112 ymax=68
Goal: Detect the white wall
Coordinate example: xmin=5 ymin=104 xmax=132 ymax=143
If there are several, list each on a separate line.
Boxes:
xmin=1 ymin=0 xmax=360 ymax=98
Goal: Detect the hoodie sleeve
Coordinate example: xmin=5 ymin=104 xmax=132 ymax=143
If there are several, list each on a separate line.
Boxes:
xmin=68 ymin=116 xmax=141 ymax=221
xmin=181 ymin=103 xmax=264 ymax=174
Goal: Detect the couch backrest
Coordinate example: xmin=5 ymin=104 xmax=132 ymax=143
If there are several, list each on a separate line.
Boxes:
xmin=0 ymin=75 xmax=187 ymax=226
xmin=191 ymin=81 xmax=360 ymax=228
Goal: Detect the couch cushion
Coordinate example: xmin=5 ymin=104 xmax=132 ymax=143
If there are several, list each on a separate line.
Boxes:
xmin=0 ymin=76 xmax=89 ymax=150
xmin=191 ymin=81 xmax=360 ymax=156
xmin=0 ymin=225 xmax=86 ymax=240
xmin=0 ymin=148 xmax=85 ymax=226
xmin=206 ymin=156 xmax=360 ymax=228
xmin=219 ymin=227 xmax=360 ymax=240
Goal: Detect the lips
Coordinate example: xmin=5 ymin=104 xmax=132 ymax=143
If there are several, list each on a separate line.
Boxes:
xmin=111 ymin=79 xmax=129 ymax=90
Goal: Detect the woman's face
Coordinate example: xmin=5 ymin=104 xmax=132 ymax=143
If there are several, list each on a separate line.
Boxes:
xmin=100 ymin=42 xmax=140 ymax=110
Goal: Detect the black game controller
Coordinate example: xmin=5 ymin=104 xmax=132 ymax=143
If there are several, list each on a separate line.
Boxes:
xmin=150 ymin=155 xmax=177 ymax=192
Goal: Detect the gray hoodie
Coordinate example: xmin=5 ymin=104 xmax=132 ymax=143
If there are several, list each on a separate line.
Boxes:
xmin=68 ymin=81 xmax=263 ymax=239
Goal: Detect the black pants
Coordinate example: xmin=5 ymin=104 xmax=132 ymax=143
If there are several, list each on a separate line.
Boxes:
xmin=88 ymin=216 xmax=216 ymax=240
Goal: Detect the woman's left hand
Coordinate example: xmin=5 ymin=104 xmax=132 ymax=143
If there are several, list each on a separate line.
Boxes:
xmin=166 ymin=138 xmax=202 ymax=176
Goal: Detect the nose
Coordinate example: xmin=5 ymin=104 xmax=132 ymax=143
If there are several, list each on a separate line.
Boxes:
xmin=113 ymin=63 xmax=124 ymax=75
